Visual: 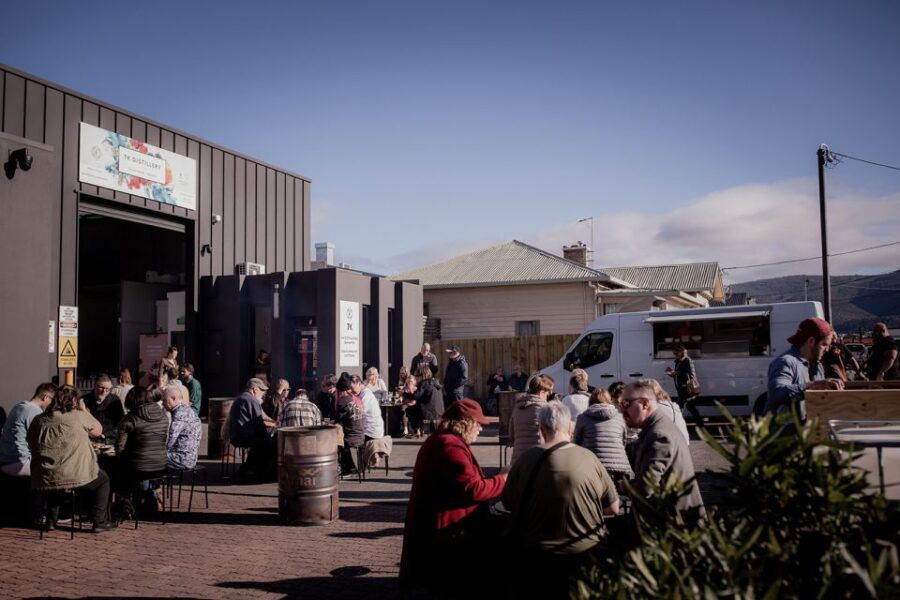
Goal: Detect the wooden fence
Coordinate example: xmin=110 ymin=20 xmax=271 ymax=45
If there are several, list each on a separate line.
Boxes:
xmin=424 ymin=334 xmax=578 ymax=399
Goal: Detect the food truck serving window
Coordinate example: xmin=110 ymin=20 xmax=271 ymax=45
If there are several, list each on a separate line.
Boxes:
xmin=647 ymin=312 xmax=771 ymax=359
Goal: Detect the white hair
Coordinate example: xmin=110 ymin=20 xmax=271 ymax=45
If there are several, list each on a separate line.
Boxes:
xmin=164 ymin=383 xmax=184 ymax=403
xmin=538 ymin=400 xmax=571 ymax=436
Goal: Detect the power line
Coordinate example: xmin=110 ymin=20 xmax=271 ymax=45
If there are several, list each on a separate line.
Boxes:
xmin=734 ymin=273 xmax=884 ymax=300
xmin=723 ymin=240 xmax=900 ymax=270
xmin=831 ymin=151 xmax=900 ymax=173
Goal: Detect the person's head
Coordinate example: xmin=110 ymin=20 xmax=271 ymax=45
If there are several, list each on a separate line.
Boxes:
xmin=621 ymin=380 xmax=659 ymax=429
xmin=166 ymin=346 xmax=178 ymax=360
xmin=417 ymin=363 xmax=433 ymax=381
xmin=118 ymin=367 xmax=132 ymax=386
xmin=257 ymin=349 xmax=270 ymax=362
xmin=648 ymin=379 xmax=672 ymax=403
xmin=47 ymin=385 xmax=80 ymax=414
xmin=293 ymin=388 xmax=309 ymax=402
xmin=787 ymin=317 xmax=834 ymax=363
xmin=270 ymin=378 xmax=290 ymax=401
xmin=245 ymin=377 xmax=269 ymax=400
xmin=607 ymin=381 xmax=626 ymax=403
xmin=589 ymin=388 xmax=612 ymax=406
xmin=162 ymin=384 xmax=184 ymax=412
xmin=421 ymin=343 xmax=431 ymax=355
xmin=446 ymin=344 xmax=461 ymax=359
xmin=538 ymin=401 xmax=573 ymax=444
xmin=336 ymin=372 xmax=352 ymax=394
xmin=365 ymin=367 xmax=379 ymax=384
xmin=569 ymin=368 xmax=588 ymax=393
xmin=494 ymin=366 xmax=504 ymax=377
xmin=32 ymin=382 xmax=58 ymax=409
xmin=350 ymin=375 xmax=364 ymax=395
xmin=873 ymin=322 xmax=889 ymax=340
xmin=321 ymin=374 xmax=337 ymax=394
xmin=398 ymin=366 xmax=409 ymax=382
xmin=437 ymin=398 xmax=488 ymax=445
xmin=94 ymin=375 xmax=113 ymax=399
xmin=512 ymin=364 xmax=523 ymax=374
xmin=126 ymin=385 xmax=154 ymax=410
xmin=164 ymin=366 xmax=178 ymax=381
xmin=528 ymin=374 xmax=554 ymax=399
xmin=179 ymin=363 xmax=194 ymax=382
xmin=673 ymin=343 xmax=688 ymax=359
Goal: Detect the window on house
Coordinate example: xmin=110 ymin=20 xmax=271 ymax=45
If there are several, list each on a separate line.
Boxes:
xmin=602 ymin=303 xmax=624 ymax=315
xmin=516 ymin=320 xmax=540 ymax=336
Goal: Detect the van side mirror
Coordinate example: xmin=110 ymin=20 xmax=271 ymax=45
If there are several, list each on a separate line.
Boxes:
xmin=563 ymin=352 xmax=574 ymax=371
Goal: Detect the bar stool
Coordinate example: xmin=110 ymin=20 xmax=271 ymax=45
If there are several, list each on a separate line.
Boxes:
xmin=131 ymin=472 xmax=169 ymax=529
xmin=220 ymin=441 xmax=247 ymax=479
xmin=167 ymin=465 xmax=209 ymax=512
xmin=38 ymin=489 xmax=82 ymax=540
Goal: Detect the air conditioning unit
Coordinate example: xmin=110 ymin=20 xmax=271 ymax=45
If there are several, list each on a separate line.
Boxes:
xmin=236 ymin=262 xmax=266 ymax=276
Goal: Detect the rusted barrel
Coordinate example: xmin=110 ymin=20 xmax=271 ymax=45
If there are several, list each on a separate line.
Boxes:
xmin=497 ymin=391 xmax=521 ymax=445
xmin=278 ymin=425 xmax=340 ymax=526
xmin=207 ymin=397 xmax=234 ymax=459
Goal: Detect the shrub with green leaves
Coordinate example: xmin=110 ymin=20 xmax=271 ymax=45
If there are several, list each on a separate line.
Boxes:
xmin=575 ymin=408 xmax=900 ymax=599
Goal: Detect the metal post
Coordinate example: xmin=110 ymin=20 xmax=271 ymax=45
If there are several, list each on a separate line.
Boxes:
xmin=817 ymin=145 xmax=832 ymax=322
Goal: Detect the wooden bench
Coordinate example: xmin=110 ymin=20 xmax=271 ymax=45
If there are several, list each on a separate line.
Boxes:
xmin=805 ymin=389 xmax=900 ymax=441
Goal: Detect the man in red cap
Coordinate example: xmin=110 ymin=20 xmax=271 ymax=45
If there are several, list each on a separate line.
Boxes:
xmin=764 ymin=317 xmax=844 ymax=420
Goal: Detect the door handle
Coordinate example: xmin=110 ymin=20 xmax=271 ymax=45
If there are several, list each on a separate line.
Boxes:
xmin=628 ymin=372 xmax=643 ymax=377
xmin=599 ymin=373 xmax=614 ymax=378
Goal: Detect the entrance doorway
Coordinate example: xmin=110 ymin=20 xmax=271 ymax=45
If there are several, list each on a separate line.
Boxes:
xmin=77 ymin=202 xmax=188 ymax=387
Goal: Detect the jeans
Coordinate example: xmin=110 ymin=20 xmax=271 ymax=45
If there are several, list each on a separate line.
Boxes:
xmin=676 ymin=394 xmax=703 ymax=430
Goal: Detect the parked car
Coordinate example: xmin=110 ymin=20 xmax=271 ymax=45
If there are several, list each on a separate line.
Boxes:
xmin=536 ymin=301 xmax=823 ymax=418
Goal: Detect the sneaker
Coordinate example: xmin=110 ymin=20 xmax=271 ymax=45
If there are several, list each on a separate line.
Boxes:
xmin=91 ymin=521 xmax=117 ymax=533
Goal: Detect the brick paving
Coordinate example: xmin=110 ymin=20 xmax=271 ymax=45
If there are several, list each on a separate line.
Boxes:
xmin=0 ymin=421 xmax=730 ymax=599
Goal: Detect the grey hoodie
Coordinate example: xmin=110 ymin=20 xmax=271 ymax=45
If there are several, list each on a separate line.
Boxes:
xmin=573 ymin=403 xmax=633 ymax=477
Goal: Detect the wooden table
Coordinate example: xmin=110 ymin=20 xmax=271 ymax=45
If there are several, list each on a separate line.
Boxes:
xmin=828 ymin=420 xmax=900 ymax=494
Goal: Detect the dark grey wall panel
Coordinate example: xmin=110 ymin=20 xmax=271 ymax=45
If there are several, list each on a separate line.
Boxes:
xmin=285 ymin=174 xmax=294 ymax=272
xmin=245 ymin=160 xmax=257 ymax=263
xmin=212 ymin=148 xmax=224 ymax=276
xmin=61 ymin=94 xmax=81 ymax=305
xmin=3 ymin=73 xmax=25 ymax=137
xmin=45 ymin=88 xmax=64 ymax=350
xmin=302 ymin=180 xmax=310 ymax=270
xmin=0 ymin=73 xmax=5 ymax=130
xmin=276 ymin=172 xmax=286 ymax=272
xmin=256 ymin=164 xmax=266 ymax=265
xmin=267 ymin=169 xmax=276 ymax=271
xmin=234 ymin=157 xmax=246 ymax=267
xmin=199 ymin=144 xmax=212 ymax=278
xmin=223 ymin=154 xmax=235 ymax=275
xmin=25 ymin=80 xmax=44 ymax=142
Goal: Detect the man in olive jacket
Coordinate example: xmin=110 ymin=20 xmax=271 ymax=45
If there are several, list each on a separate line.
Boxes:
xmin=622 ymin=379 xmax=705 ymax=521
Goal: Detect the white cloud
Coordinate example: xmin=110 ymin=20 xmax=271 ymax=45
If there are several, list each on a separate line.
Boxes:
xmin=361 ymin=178 xmax=900 ymax=283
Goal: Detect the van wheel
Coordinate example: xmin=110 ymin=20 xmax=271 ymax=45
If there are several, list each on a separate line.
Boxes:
xmin=752 ymin=394 xmax=767 ymax=417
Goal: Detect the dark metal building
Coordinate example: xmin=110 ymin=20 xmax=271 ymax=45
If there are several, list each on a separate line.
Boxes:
xmin=0 ymin=64 xmax=421 ymax=413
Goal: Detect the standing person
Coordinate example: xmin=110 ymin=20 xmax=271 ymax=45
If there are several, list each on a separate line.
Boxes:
xmin=442 ymin=345 xmax=469 ymax=408
xmin=315 ymin=374 xmax=338 ymax=421
xmin=163 ymin=384 xmax=201 ymax=470
xmin=410 ymin=343 xmax=439 ymax=379
xmin=110 ymin=368 xmax=134 ymax=414
xmin=867 ymin=323 xmax=899 ymax=381
xmin=399 ymin=399 xmax=506 ymax=597
xmin=413 ymin=364 xmax=444 ymax=435
xmin=823 ymin=341 xmax=850 ymax=382
xmin=179 ymin=363 xmax=202 ymax=417
xmin=253 ymin=350 xmax=271 ymax=384
xmin=764 ymin=318 xmax=844 ymax=421
xmin=561 ymin=369 xmax=590 ymax=421
xmin=335 ymin=373 xmax=365 ymax=476
xmin=573 ymin=388 xmax=633 ymax=484
xmin=262 ymin=378 xmax=290 ymax=422
xmin=364 ymin=367 xmax=388 ymax=393
xmin=278 ymin=390 xmax=322 ymax=428
xmin=486 ymin=367 xmax=508 ymax=397
xmin=0 ymin=383 xmax=56 ymax=476
xmin=509 ymin=375 xmax=552 ymax=464
xmin=508 ymin=364 xmax=529 ymax=393
xmin=228 ymin=378 xmax=277 ymax=482
xmin=27 ymin=385 xmax=116 ymax=532
xmin=622 ymin=380 xmax=705 ymax=521
xmin=82 ymin=375 xmax=125 ymax=438
xmin=161 ymin=346 xmax=179 ymax=373
xmin=352 ymin=375 xmax=384 ymax=442
xmin=504 ymin=402 xmax=620 ymax=597
xmin=665 ymin=344 xmax=703 ymax=435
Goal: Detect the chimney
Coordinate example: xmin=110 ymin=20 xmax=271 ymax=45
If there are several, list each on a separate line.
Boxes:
xmin=563 ymin=241 xmax=593 ymax=267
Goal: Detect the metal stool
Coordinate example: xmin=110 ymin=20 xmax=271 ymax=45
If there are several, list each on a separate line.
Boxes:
xmin=131 ymin=472 xmax=169 ymax=529
xmin=221 ymin=441 xmax=247 ymax=479
xmin=167 ymin=465 xmax=209 ymax=512
xmin=38 ymin=488 xmax=82 ymax=540
xmin=355 ymin=447 xmax=390 ymax=481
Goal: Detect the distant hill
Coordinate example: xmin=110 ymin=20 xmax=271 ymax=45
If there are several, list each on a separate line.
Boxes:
xmin=730 ymin=270 xmax=900 ymax=334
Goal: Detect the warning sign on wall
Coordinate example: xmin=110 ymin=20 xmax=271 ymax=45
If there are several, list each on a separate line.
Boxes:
xmin=58 ymin=305 xmax=78 ymax=368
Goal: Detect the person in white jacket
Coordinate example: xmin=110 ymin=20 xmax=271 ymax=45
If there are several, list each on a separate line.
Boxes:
xmin=352 ymin=375 xmax=384 ymax=441
xmin=561 ymin=368 xmax=590 ymax=421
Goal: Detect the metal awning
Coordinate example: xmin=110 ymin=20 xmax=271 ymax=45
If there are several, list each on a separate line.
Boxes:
xmin=644 ymin=309 xmax=770 ymax=323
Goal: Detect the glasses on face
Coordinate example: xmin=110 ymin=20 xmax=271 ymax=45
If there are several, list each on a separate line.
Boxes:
xmin=620 ymin=396 xmax=647 ymax=409
xmin=97 ymin=386 xmax=112 ymax=393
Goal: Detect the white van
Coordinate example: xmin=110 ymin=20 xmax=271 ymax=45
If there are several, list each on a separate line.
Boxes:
xmin=537 ymin=301 xmax=823 ymax=417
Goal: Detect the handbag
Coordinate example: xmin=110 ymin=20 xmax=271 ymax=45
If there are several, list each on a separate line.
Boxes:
xmin=686 ymin=376 xmax=701 ymax=397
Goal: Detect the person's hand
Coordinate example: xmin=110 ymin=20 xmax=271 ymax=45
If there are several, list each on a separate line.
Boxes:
xmin=499 ymin=464 xmax=511 ymax=475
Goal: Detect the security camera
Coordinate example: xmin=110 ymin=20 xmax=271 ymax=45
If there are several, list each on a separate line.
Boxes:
xmin=211 ymin=214 xmax=222 ymax=225
xmin=4 ymin=148 xmax=33 ymax=179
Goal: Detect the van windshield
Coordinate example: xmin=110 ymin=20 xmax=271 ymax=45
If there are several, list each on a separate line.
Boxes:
xmin=652 ymin=316 xmax=770 ymax=359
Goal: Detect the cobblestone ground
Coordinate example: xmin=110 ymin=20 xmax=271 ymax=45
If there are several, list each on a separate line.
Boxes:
xmin=0 ymin=421 xmax=730 ymax=600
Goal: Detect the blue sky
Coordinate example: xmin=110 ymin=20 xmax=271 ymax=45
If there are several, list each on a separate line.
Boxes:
xmin=3 ymin=1 xmax=899 ymax=282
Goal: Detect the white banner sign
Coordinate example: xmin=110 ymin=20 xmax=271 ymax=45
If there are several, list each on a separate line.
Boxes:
xmin=339 ymin=300 xmax=360 ymax=367
xmin=78 ymin=122 xmax=197 ymax=210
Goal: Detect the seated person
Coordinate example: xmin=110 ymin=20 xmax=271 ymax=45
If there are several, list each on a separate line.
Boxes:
xmin=508 ymin=365 xmax=529 ymax=392
xmin=278 ymin=390 xmax=322 ymax=428
xmin=83 ymin=375 xmax=125 ymax=438
xmin=573 ymin=388 xmax=633 ymax=484
xmin=335 ymin=373 xmax=365 ymax=475
xmin=352 ymin=375 xmax=384 ymax=442
xmin=228 ymin=378 xmax=276 ymax=481
xmin=163 ymin=384 xmax=201 ymax=470
xmin=503 ymin=401 xmax=620 ymax=596
xmin=115 ymin=386 xmax=169 ymax=511
xmin=0 ymin=382 xmax=56 ymax=476
xmin=315 ymin=374 xmax=338 ymax=421
xmin=27 ymin=385 xmax=116 ymax=532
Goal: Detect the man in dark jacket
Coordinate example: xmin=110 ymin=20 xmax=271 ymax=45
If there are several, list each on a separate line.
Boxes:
xmin=623 ymin=380 xmax=705 ymax=521
xmin=410 ymin=343 xmax=439 ymax=379
xmin=228 ymin=378 xmax=276 ymax=481
xmin=508 ymin=365 xmax=529 ymax=392
xmin=83 ymin=375 xmax=125 ymax=438
xmin=442 ymin=345 xmax=468 ymax=408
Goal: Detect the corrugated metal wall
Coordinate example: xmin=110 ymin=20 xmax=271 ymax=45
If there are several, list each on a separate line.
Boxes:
xmin=0 ymin=64 xmax=311 ymax=310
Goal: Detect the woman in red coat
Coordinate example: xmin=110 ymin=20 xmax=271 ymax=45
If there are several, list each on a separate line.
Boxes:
xmin=399 ymin=399 xmax=506 ymax=596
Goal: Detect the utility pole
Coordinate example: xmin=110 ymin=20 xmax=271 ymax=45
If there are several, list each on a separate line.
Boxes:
xmin=804 ymin=278 xmax=809 ymax=301
xmin=817 ymin=144 xmax=833 ymax=322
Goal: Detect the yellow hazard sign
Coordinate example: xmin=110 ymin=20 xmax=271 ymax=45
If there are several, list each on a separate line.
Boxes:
xmin=58 ymin=337 xmax=78 ymax=368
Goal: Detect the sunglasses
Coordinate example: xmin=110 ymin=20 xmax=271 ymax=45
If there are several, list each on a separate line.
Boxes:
xmin=620 ymin=396 xmax=648 ymax=409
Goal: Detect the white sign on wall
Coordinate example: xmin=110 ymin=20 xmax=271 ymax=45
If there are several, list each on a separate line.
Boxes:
xmin=339 ymin=300 xmax=360 ymax=367
xmin=78 ymin=122 xmax=198 ymax=210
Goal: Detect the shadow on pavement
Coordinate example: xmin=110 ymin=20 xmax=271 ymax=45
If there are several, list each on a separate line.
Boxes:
xmin=217 ymin=565 xmax=401 ymax=599
xmin=328 ymin=526 xmax=405 ymax=540
xmin=338 ymin=504 xmax=405 ymax=523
